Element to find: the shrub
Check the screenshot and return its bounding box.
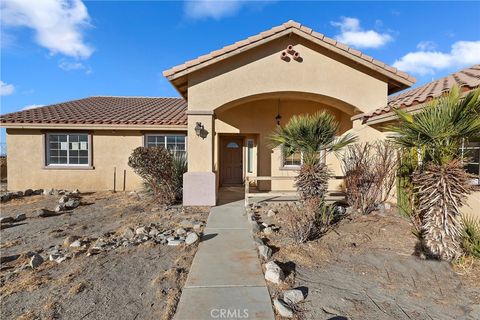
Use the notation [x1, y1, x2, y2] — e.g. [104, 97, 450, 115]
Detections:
[461, 215, 480, 258]
[128, 146, 176, 204]
[341, 141, 397, 214]
[283, 199, 338, 244]
[172, 153, 188, 201]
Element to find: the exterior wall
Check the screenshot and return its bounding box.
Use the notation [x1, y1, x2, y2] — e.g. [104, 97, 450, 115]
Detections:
[182, 33, 390, 205]
[463, 192, 480, 219]
[6, 129, 186, 192]
[215, 98, 364, 191]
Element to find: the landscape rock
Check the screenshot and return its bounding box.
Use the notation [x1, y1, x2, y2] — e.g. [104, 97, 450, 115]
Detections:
[70, 240, 82, 248]
[267, 209, 277, 217]
[65, 199, 80, 209]
[262, 222, 269, 228]
[0, 216, 14, 224]
[15, 213, 27, 222]
[1, 194, 11, 202]
[72, 189, 80, 195]
[122, 228, 135, 239]
[43, 188, 53, 196]
[135, 226, 148, 235]
[29, 253, 44, 269]
[263, 227, 273, 235]
[168, 239, 184, 246]
[55, 204, 66, 213]
[59, 195, 69, 204]
[283, 289, 305, 305]
[258, 245, 272, 261]
[185, 232, 199, 245]
[93, 240, 106, 249]
[36, 208, 58, 217]
[63, 235, 80, 247]
[49, 253, 67, 263]
[253, 236, 263, 246]
[193, 223, 203, 231]
[148, 228, 160, 236]
[264, 261, 284, 284]
[15, 191, 24, 197]
[24, 189, 34, 196]
[273, 299, 293, 318]
[176, 228, 187, 236]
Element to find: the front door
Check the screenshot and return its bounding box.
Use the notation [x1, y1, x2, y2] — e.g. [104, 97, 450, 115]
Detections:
[221, 137, 243, 185]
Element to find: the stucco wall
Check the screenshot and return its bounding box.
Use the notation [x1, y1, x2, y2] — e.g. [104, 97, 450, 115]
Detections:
[5, 129, 179, 191]
[214, 98, 366, 191]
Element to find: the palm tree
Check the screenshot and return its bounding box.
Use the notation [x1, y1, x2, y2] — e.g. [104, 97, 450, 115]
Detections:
[389, 86, 480, 260]
[270, 110, 357, 200]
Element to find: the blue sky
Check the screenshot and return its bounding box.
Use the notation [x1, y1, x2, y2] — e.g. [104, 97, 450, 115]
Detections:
[1, 1, 480, 142]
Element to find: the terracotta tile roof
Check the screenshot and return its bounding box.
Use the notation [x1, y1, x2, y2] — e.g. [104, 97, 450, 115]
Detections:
[0, 96, 187, 126]
[362, 65, 480, 122]
[163, 20, 416, 85]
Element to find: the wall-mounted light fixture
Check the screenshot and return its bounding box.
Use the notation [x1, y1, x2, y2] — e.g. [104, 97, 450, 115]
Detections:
[275, 99, 282, 125]
[194, 122, 208, 139]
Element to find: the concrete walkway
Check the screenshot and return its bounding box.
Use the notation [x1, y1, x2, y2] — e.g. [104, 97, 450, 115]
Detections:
[174, 200, 274, 320]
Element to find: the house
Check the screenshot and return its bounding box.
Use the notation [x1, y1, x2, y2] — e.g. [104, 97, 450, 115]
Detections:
[1, 20, 477, 210]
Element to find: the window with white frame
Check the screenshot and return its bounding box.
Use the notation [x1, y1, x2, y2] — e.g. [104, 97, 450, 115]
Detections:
[282, 147, 326, 168]
[461, 139, 480, 185]
[145, 134, 186, 156]
[46, 133, 90, 166]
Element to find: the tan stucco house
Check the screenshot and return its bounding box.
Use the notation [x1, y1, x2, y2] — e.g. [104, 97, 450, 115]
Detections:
[1, 20, 478, 212]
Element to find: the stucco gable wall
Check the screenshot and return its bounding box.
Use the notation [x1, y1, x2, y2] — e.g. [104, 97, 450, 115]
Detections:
[187, 34, 388, 114]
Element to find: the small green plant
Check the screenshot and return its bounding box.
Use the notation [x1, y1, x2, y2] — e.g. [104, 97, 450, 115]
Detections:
[172, 152, 188, 201]
[461, 215, 480, 258]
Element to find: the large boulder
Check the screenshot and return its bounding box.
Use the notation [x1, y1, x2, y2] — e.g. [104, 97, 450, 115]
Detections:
[283, 289, 305, 305]
[273, 299, 293, 318]
[264, 261, 285, 284]
[29, 253, 44, 269]
[258, 245, 272, 261]
[65, 199, 80, 209]
[0, 216, 14, 224]
[15, 213, 27, 222]
[36, 208, 58, 218]
[24, 189, 34, 196]
[185, 232, 199, 245]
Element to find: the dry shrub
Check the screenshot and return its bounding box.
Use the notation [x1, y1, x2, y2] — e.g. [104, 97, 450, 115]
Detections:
[128, 146, 176, 204]
[68, 282, 86, 295]
[283, 199, 337, 244]
[342, 141, 397, 214]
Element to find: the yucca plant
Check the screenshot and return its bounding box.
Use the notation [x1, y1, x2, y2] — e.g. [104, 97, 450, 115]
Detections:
[389, 86, 480, 261]
[461, 215, 480, 258]
[270, 111, 357, 200]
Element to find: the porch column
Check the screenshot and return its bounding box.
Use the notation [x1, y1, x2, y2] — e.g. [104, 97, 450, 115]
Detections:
[183, 111, 216, 206]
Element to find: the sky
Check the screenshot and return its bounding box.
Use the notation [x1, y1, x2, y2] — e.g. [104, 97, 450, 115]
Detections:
[1, 0, 480, 143]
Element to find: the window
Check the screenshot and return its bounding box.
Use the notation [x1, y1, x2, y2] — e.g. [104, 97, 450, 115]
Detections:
[247, 139, 254, 173]
[46, 133, 90, 166]
[145, 134, 186, 156]
[281, 148, 326, 168]
[461, 140, 480, 185]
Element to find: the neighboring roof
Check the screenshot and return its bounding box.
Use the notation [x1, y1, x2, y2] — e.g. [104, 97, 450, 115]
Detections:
[0, 96, 187, 127]
[163, 20, 415, 98]
[361, 64, 480, 123]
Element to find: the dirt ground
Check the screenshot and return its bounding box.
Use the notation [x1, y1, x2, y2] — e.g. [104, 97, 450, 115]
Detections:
[0, 192, 209, 320]
[256, 203, 480, 320]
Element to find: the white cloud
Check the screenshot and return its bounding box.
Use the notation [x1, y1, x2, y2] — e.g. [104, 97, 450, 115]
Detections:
[0, 81, 15, 96]
[184, 0, 243, 20]
[331, 17, 393, 49]
[416, 41, 436, 51]
[1, 0, 93, 59]
[58, 60, 92, 74]
[22, 104, 45, 111]
[393, 40, 480, 75]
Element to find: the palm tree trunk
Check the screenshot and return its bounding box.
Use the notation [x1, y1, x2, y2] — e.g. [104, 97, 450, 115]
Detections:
[414, 160, 473, 261]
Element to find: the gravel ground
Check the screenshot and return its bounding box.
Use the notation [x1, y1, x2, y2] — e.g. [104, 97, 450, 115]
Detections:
[255, 203, 480, 320]
[0, 192, 209, 320]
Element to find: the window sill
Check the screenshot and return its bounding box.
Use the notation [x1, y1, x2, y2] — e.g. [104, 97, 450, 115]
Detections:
[279, 166, 301, 171]
[43, 166, 94, 170]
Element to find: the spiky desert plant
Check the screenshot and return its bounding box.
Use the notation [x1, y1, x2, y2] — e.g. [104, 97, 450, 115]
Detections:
[461, 215, 480, 258]
[389, 86, 480, 260]
[270, 111, 357, 200]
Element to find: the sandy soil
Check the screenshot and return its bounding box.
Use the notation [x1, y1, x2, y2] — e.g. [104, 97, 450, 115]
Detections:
[0, 192, 209, 320]
[256, 203, 480, 320]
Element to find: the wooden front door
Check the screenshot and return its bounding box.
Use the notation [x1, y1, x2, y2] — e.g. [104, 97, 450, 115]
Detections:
[221, 137, 243, 185]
